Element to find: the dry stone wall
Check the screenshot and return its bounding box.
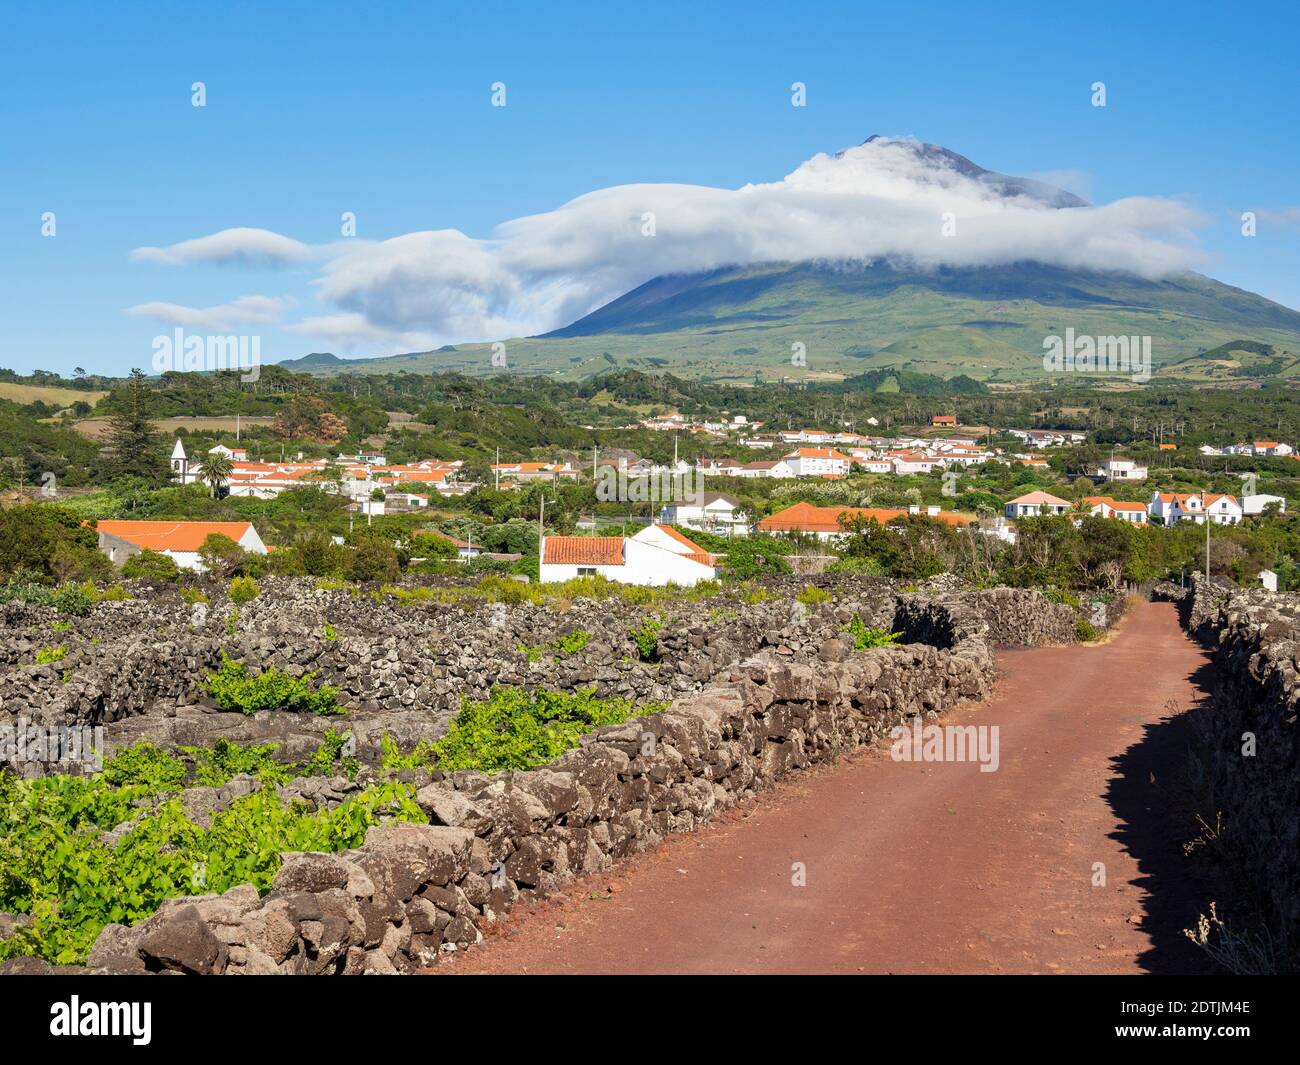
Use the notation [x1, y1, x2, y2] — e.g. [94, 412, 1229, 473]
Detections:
[6, 595, 997, 975]
[1167, 575, 1300, 952]
[0, 578, 1091, 974]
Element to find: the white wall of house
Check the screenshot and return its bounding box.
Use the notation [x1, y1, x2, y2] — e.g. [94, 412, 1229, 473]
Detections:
[540, 539, 714, 586]
[1243, 494, 1287, 516]
[784, 453, 848, 476]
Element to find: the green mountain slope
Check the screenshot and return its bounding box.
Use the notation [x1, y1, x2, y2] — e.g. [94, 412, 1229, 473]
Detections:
[278, 260, 1300, 385]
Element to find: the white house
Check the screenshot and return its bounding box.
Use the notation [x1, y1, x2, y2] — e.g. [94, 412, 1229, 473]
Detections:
[1149, 492, 1241, 525]
[735, 459, 795, 479]
[1203, 493, 1243, 525]
[1243, 494, 1287, 517]
[1251, 441, 1293, 457]
[782, 448, 852, 477]
[1149, 492, 1203, 524]
[1004, 491, 1071, 518]
[539, 525, 715, 586]
[658, 492, 750, 536]
[96, 520, 268, 572]
[1092, 458, 1148, 483]
[888, 451, 941, 475]
[1082, 496, 1148, 523]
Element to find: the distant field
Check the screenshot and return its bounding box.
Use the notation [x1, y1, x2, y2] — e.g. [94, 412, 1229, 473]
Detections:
[71, 415, 276, 440]
[0, 382, 107, 406]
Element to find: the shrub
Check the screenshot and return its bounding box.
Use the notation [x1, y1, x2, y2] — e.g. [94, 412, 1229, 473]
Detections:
[300, 729, 359, 779]
[227, 576, 260, 604]
[180, 738, 295, 787]
[346, 539, 401, 583]
[101, 741, 187, 790]
[720, 536, 792, 580]
[202, 653, 343, 716]
[630, 616, 662, 661]
[796, 585, 832, 606]
[431, 687, 662, 773]
[380, 734, 435, 771]
[846, 616, 903, 650]
[553, 628, 591, 657]
[826, 555, 887, 577]
[0, 765, 423, 964]
[323, 621, 337, 641]
[198, 534, 247, 578]
[1075, 618, 1098, 642]
[35, 646, 67, 665]
[51, 584, 94, 616]
[1044, 587, 1081, 609]
[121, 549, 180, 582]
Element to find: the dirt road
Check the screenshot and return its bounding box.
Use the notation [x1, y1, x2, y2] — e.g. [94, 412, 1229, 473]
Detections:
[440, 599, 1215, 975]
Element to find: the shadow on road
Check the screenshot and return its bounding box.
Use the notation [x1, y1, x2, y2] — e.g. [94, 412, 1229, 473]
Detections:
[1105, 656, 1218, 974]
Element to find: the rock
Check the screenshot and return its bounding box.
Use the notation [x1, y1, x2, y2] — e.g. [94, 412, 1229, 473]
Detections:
[272, 852, 352, 894]
[138, 904, 227, 975]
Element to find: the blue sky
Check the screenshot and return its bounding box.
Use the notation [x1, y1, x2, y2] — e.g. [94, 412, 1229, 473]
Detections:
[2, 0, 1297, 377]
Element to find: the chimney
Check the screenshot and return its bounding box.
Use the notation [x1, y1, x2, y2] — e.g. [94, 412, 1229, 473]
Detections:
[908, 504, 920, 514]
[928, 505, 940, 516]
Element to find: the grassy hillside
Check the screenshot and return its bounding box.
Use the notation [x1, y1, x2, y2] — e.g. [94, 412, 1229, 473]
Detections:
[0, 382, 107, 407]
[277, 262, 1300, 385]
[1162, 340, 1300, 382]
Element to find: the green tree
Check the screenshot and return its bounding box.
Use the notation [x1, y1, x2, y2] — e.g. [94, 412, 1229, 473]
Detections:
[198, 533, 247, 577]
[121, 549, 180, 582]
[195, 451, 234, 499]
[104, 370, 167, 482]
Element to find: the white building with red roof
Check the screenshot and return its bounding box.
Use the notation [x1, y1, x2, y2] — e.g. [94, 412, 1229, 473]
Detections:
[96, 520, 267, 571]
[1004, 491, 1071, 518]
[539, 525, 715, 586]
[782, 447, 851, 477]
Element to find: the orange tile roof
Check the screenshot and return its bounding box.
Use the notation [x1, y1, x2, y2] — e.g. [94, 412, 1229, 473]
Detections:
[542, 536, 625, 566]
[1007, 491, 1070, 506]
[785, 448, 850, 460]
[96, 520, 253, 552]
[649, 524, 712, 565]
[384, 469, 449, 482]
[757, 502, 969, 533]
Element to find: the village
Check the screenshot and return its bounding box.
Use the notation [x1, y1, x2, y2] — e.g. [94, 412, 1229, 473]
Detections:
[84, 413, 1289, 590]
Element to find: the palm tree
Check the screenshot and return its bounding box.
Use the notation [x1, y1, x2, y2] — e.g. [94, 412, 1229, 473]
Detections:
[196, 451, 233, 499]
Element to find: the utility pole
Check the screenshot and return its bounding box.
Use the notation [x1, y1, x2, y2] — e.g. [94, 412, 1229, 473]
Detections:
[494, 447, 500, 491]
[538, 495, 546, 562]
[1205, 510, 1211, 584]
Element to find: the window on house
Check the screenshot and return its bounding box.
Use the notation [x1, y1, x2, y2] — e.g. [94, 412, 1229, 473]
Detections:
[577, 567, 597, 577]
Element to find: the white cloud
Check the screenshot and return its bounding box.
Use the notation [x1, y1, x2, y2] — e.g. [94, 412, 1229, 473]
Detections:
[131, 227, 316, 266]
[124, 294, 288, 330]
[283, 313, 437, 353]
[130, 137, 1209, 348]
